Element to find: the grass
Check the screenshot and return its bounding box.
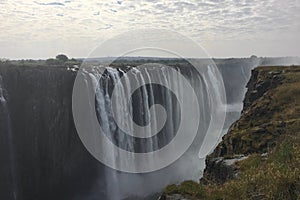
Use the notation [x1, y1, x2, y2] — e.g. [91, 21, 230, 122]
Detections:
[165, 133, 300, 200]
[164, 181, 206, 199]
[164, 66, 300, 199]
[217, 66, 300, 156]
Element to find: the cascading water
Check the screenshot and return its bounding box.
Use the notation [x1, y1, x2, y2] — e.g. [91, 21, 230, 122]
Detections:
[72, 62, 221, 200]
[95, 66, 182, 153]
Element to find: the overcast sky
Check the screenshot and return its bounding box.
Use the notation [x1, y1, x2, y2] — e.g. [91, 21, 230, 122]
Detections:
[0, 0, 299, 59]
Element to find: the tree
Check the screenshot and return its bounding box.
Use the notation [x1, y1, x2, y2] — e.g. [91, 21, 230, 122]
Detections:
[0, 58, 10, 62]
[0, 58, 11, 65]
[64, 60, 81, 68]
[56, 54, 68, 63]
[250, 55, 258, 59]
[46, 58, 61, 65]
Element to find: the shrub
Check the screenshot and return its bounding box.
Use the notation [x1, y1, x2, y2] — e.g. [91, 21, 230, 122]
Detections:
[56, 54, 68, 62]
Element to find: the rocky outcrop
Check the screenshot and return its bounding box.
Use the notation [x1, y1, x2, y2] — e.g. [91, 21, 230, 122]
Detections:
[202, 155, 247, 185]
[158, 194, 192, 200]
[243, 69, 284, 110]
[202, 66, 300, 184]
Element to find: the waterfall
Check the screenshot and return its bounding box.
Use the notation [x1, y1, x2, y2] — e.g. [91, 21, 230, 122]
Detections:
[0, 75, 17, 200]
[72, 63, 219, 199]
[97, 66, 180, 153]
[2, 57, 288, 199]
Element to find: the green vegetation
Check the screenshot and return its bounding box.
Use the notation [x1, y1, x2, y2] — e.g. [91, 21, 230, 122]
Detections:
[203, 135, 300, 200]
[0, 54, 81, 68]
[46, 54, 81, 67]
[46, 58, 62, 65]
[0, 58, 10, 63]
[164, 66, 300, 200]
[56, 54, 69, 63]
[165, 181, 206, 199]
[212, 66, 300, 156]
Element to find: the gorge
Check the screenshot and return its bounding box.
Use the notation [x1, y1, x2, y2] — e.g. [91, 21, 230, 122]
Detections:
[0, 57, 299, 200]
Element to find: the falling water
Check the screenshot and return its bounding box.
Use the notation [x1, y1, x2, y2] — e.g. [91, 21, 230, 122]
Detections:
[75, 64, 213, 199]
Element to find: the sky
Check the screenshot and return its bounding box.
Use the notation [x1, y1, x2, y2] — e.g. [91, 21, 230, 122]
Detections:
[0, 0, 300, 59]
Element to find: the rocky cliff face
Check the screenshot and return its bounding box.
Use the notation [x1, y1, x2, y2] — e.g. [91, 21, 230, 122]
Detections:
[0, 64, 103, 200]
[209, 66, 299, 158]
[164, 65, 300, 199]
[203, 66, 300, 185]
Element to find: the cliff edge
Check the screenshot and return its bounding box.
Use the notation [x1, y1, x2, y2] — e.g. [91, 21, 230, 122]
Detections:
[163, 66, 300, 200]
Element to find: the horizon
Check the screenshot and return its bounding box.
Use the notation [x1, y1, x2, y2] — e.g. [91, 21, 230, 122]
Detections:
[4, 55, 300, 61]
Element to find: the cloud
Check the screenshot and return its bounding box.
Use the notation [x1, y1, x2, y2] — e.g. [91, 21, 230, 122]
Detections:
[98, 24, 113, 30]
[34, 1, 65, 6]
[110, 9, 118, 13]
[0, 0, 299, 59]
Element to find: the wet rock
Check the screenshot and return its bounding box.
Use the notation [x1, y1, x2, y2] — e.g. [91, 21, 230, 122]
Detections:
[202, 155, 247, 184]
[158, 194, 192, 200]
[268, 71, 281, 75]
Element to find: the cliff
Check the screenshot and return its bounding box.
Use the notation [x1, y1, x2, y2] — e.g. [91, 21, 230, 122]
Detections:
[1, 60, 300, 200]
[0, 64, 103, 200]
[163, 65, 300, 199]
[0, 59, 257, 200]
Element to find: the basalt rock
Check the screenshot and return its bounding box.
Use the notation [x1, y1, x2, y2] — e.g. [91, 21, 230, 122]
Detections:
[202, 66, 300, 185]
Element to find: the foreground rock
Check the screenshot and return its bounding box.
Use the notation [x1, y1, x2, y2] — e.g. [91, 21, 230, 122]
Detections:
[202, 154, 247, 185]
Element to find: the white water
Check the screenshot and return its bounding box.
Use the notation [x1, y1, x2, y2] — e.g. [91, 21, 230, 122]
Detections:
[76, 64, 220, 200]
